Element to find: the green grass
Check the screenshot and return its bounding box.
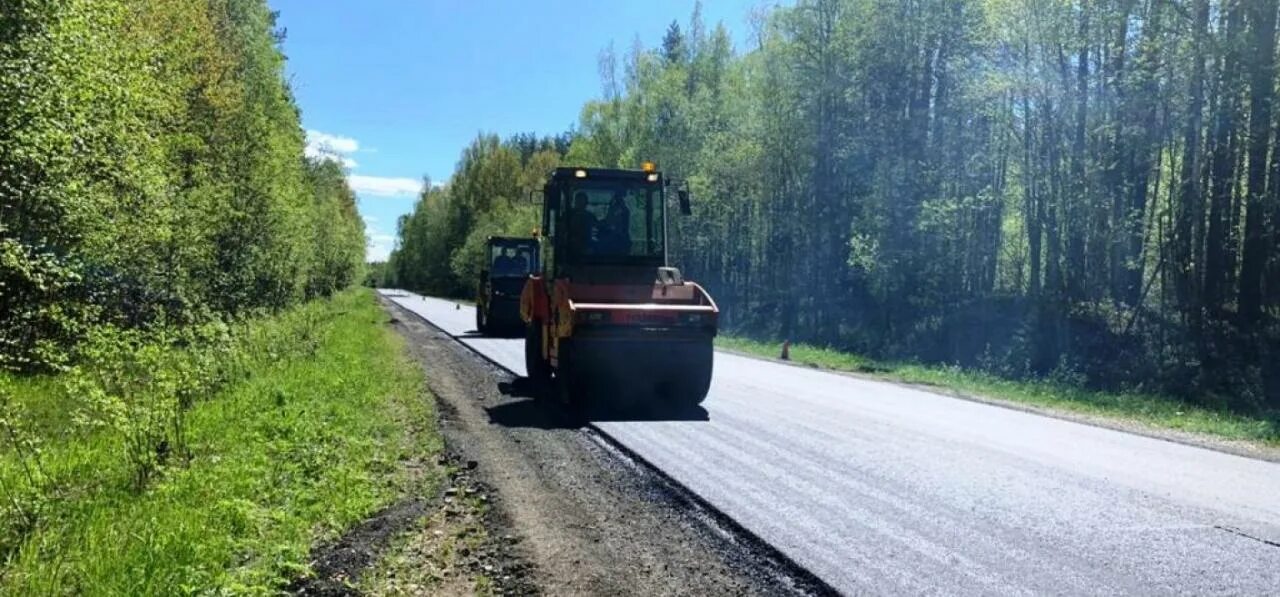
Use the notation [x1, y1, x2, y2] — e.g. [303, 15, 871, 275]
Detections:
[716, 336, 1280, 447]
[0, 288, 441, 594]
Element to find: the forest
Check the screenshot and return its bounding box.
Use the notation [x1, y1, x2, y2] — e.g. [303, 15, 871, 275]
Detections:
[1, 0, 366, 372]
[384, 0, 1280, 413]
[0, 1, 379, 590]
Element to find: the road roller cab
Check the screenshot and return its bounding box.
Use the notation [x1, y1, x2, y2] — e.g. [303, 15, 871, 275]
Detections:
[520, 164, 718, 409]
[476, 236, 539, 335]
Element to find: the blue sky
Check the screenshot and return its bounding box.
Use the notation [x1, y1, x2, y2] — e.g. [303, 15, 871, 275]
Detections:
[270, 0, 767, 261]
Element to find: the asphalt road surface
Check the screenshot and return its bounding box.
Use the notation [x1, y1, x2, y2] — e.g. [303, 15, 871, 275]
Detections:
[380, 290, 1280, 596]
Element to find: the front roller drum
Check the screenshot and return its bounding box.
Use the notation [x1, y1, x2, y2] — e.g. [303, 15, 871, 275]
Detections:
[568, 336, 714, 411]
[656, 341, 714, 408]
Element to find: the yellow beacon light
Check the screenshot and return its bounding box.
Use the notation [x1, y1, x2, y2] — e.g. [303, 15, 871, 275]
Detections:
[641, 161, 656, 173]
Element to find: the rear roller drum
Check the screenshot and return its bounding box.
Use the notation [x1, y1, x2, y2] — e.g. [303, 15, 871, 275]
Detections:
[555, 341, 593, 412]
[524, 324, 551, 384]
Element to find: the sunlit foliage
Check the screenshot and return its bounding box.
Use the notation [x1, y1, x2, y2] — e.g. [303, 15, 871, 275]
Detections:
[0, 0, 366, 371]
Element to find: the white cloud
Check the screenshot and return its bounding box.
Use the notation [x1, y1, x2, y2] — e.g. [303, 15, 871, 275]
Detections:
[362, 215, 379, 225]
[305, 130, 363, 171]
[306, 130, 359, 156]
[349, 175, 423, 197]
[366, 232, 397, 262]
[304, 129, 420, 199]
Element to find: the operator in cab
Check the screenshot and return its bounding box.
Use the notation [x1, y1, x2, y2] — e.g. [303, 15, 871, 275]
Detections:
[598, 191, 632, 255]
[491, 247, 524, 277]
[570, 191, 600, 255]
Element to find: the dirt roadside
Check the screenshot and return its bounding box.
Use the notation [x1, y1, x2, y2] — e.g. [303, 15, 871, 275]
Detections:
[379, 297, 829, 596]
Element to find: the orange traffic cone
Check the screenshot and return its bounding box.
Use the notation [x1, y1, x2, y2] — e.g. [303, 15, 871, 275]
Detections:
[780, 340, 791, 361]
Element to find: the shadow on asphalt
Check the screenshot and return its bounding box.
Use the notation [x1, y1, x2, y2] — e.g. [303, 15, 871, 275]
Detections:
[458, 329, 524, 339]
[487, 377, 710, 429]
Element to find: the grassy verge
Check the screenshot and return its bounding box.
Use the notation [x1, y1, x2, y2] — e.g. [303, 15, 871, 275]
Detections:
[0, 288, 441, 594]
[716, 336, 1280, 447]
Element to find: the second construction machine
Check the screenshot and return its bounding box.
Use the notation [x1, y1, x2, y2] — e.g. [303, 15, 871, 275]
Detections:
[520, 164, 718, 409]
[476, 235, 539, 335]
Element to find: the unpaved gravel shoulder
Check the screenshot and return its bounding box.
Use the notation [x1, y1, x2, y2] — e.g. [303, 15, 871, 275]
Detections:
[359, 452, 537, 596]
[382, 297, 821, 596]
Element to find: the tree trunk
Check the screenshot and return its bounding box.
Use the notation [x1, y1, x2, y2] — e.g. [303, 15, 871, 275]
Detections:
[1105, 3, 1132, 306]
[1238, 0, 1277, 323]
[1067, 7, 1089, 302]
[1120, 1, 1165, 307]
[1024, 93, 1042, 297]
[1173, 0, 1210, 319]
[1203, 1, 1243, 316]
[1044, 100, 1064, 299]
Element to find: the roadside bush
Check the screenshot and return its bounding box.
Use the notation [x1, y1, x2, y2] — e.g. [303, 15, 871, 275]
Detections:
[61, 323, 240, 490]
[0, 233, 90, 372]
[0, 322, 242, 559]
[0, 290, 436, 594]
